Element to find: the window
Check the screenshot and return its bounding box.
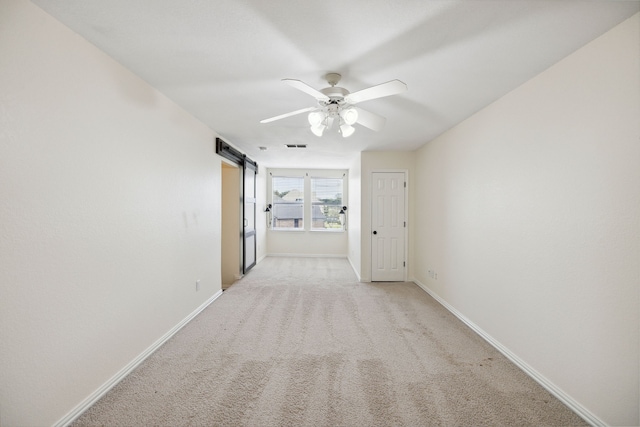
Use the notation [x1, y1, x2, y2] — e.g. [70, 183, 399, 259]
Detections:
[269, 170, 347, 232]
[272, 176, 304, 230]
[311, 177, 343, 231]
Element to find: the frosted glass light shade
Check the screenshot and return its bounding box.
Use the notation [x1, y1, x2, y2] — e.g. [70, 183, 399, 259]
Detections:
[340, 123, 355, 137]
[310, 124, 326, 137]
[340, 107, 358, 125]
[308, 111, 325, 126]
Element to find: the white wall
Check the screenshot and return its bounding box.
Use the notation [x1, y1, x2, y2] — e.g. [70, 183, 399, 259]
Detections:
[347, 153, 362, 279]
[0, 1, 223, 425]
[411, 13, 639, 426]
[266, 168, 348, 257]
[359, 152, 415, 281]
[256, 166, 268, 263]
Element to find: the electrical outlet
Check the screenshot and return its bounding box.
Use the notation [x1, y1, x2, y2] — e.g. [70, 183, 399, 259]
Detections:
[196, 280, 200, 291]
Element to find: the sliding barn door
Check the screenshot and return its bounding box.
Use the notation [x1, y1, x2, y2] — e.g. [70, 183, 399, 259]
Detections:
[243, 159, 257, 273]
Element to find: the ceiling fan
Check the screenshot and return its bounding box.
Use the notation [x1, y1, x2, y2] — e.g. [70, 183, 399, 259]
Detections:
[260, 73, 407, 138]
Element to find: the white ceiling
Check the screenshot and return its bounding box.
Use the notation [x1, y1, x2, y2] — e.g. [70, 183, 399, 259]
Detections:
[32, 0, 639, 169]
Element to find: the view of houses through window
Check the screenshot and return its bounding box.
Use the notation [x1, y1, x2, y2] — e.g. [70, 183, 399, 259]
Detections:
[271, 174, 344, 231]
[311, 177, 343, 230]
[272, 176, 304, 229]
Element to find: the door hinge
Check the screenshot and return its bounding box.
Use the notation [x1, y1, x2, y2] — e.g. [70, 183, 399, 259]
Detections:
[403, 261, 406, 267]
[404, 221, 406, 227]
[404, 181, 407, 188]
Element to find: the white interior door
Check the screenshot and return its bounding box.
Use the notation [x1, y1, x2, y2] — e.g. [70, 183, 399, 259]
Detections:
[371, 172, 406, 281]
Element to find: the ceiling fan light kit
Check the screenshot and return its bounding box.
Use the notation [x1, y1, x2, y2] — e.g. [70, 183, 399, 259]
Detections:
[261, 73, 407, 138]
[340, 107, 359, 125]
[340, 123, 355, 138]
[307, 111, 324, 127]
[310, 123, 326, 137]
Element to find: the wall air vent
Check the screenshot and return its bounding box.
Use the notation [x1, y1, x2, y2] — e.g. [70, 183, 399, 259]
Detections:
[285, 144, 307, 148]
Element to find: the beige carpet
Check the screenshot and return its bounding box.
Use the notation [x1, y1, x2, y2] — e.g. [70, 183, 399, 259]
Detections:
[73, 257, 586, 426]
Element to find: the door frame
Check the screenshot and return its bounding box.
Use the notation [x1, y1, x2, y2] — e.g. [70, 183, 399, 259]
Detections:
[370, 169, 408, 282]
[216, 138, 258, 275]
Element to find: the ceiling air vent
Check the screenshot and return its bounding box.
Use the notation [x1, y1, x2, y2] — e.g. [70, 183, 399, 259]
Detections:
[285, 144, 307, 148]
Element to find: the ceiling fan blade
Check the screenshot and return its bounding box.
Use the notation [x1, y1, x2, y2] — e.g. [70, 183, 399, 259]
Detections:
[283, 79, 330, 102]
[345, 79, 407, 105]
[354, 107, 386, 132]
[260, 106, 317, 124]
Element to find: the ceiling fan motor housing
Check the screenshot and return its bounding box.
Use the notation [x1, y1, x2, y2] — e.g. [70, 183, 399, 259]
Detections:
[320, 86, 349, 103]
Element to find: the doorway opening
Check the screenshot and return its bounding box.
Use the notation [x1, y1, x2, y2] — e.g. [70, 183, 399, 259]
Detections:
[217, 138, 258, 289]
[221, 161, 241, 289]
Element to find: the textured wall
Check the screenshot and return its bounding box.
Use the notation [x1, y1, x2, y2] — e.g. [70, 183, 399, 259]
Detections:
[412, 13, 639, 426]
[0, 1, 222, 425]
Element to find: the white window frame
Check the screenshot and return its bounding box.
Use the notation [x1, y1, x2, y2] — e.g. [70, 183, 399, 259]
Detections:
[310, 176, 344, 232]
[267, 169, 347, 233]
[271, 175, 305, 231]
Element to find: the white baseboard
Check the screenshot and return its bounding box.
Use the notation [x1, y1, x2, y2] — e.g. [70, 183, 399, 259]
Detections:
[411, 278, 604, 427]
[54, 289, 224, 427]
[267, 253, 348, 258]
[347, 256, 361, 282]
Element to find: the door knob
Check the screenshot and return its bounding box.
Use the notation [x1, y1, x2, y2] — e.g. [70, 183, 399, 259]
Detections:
[373, 231, 377, 235]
